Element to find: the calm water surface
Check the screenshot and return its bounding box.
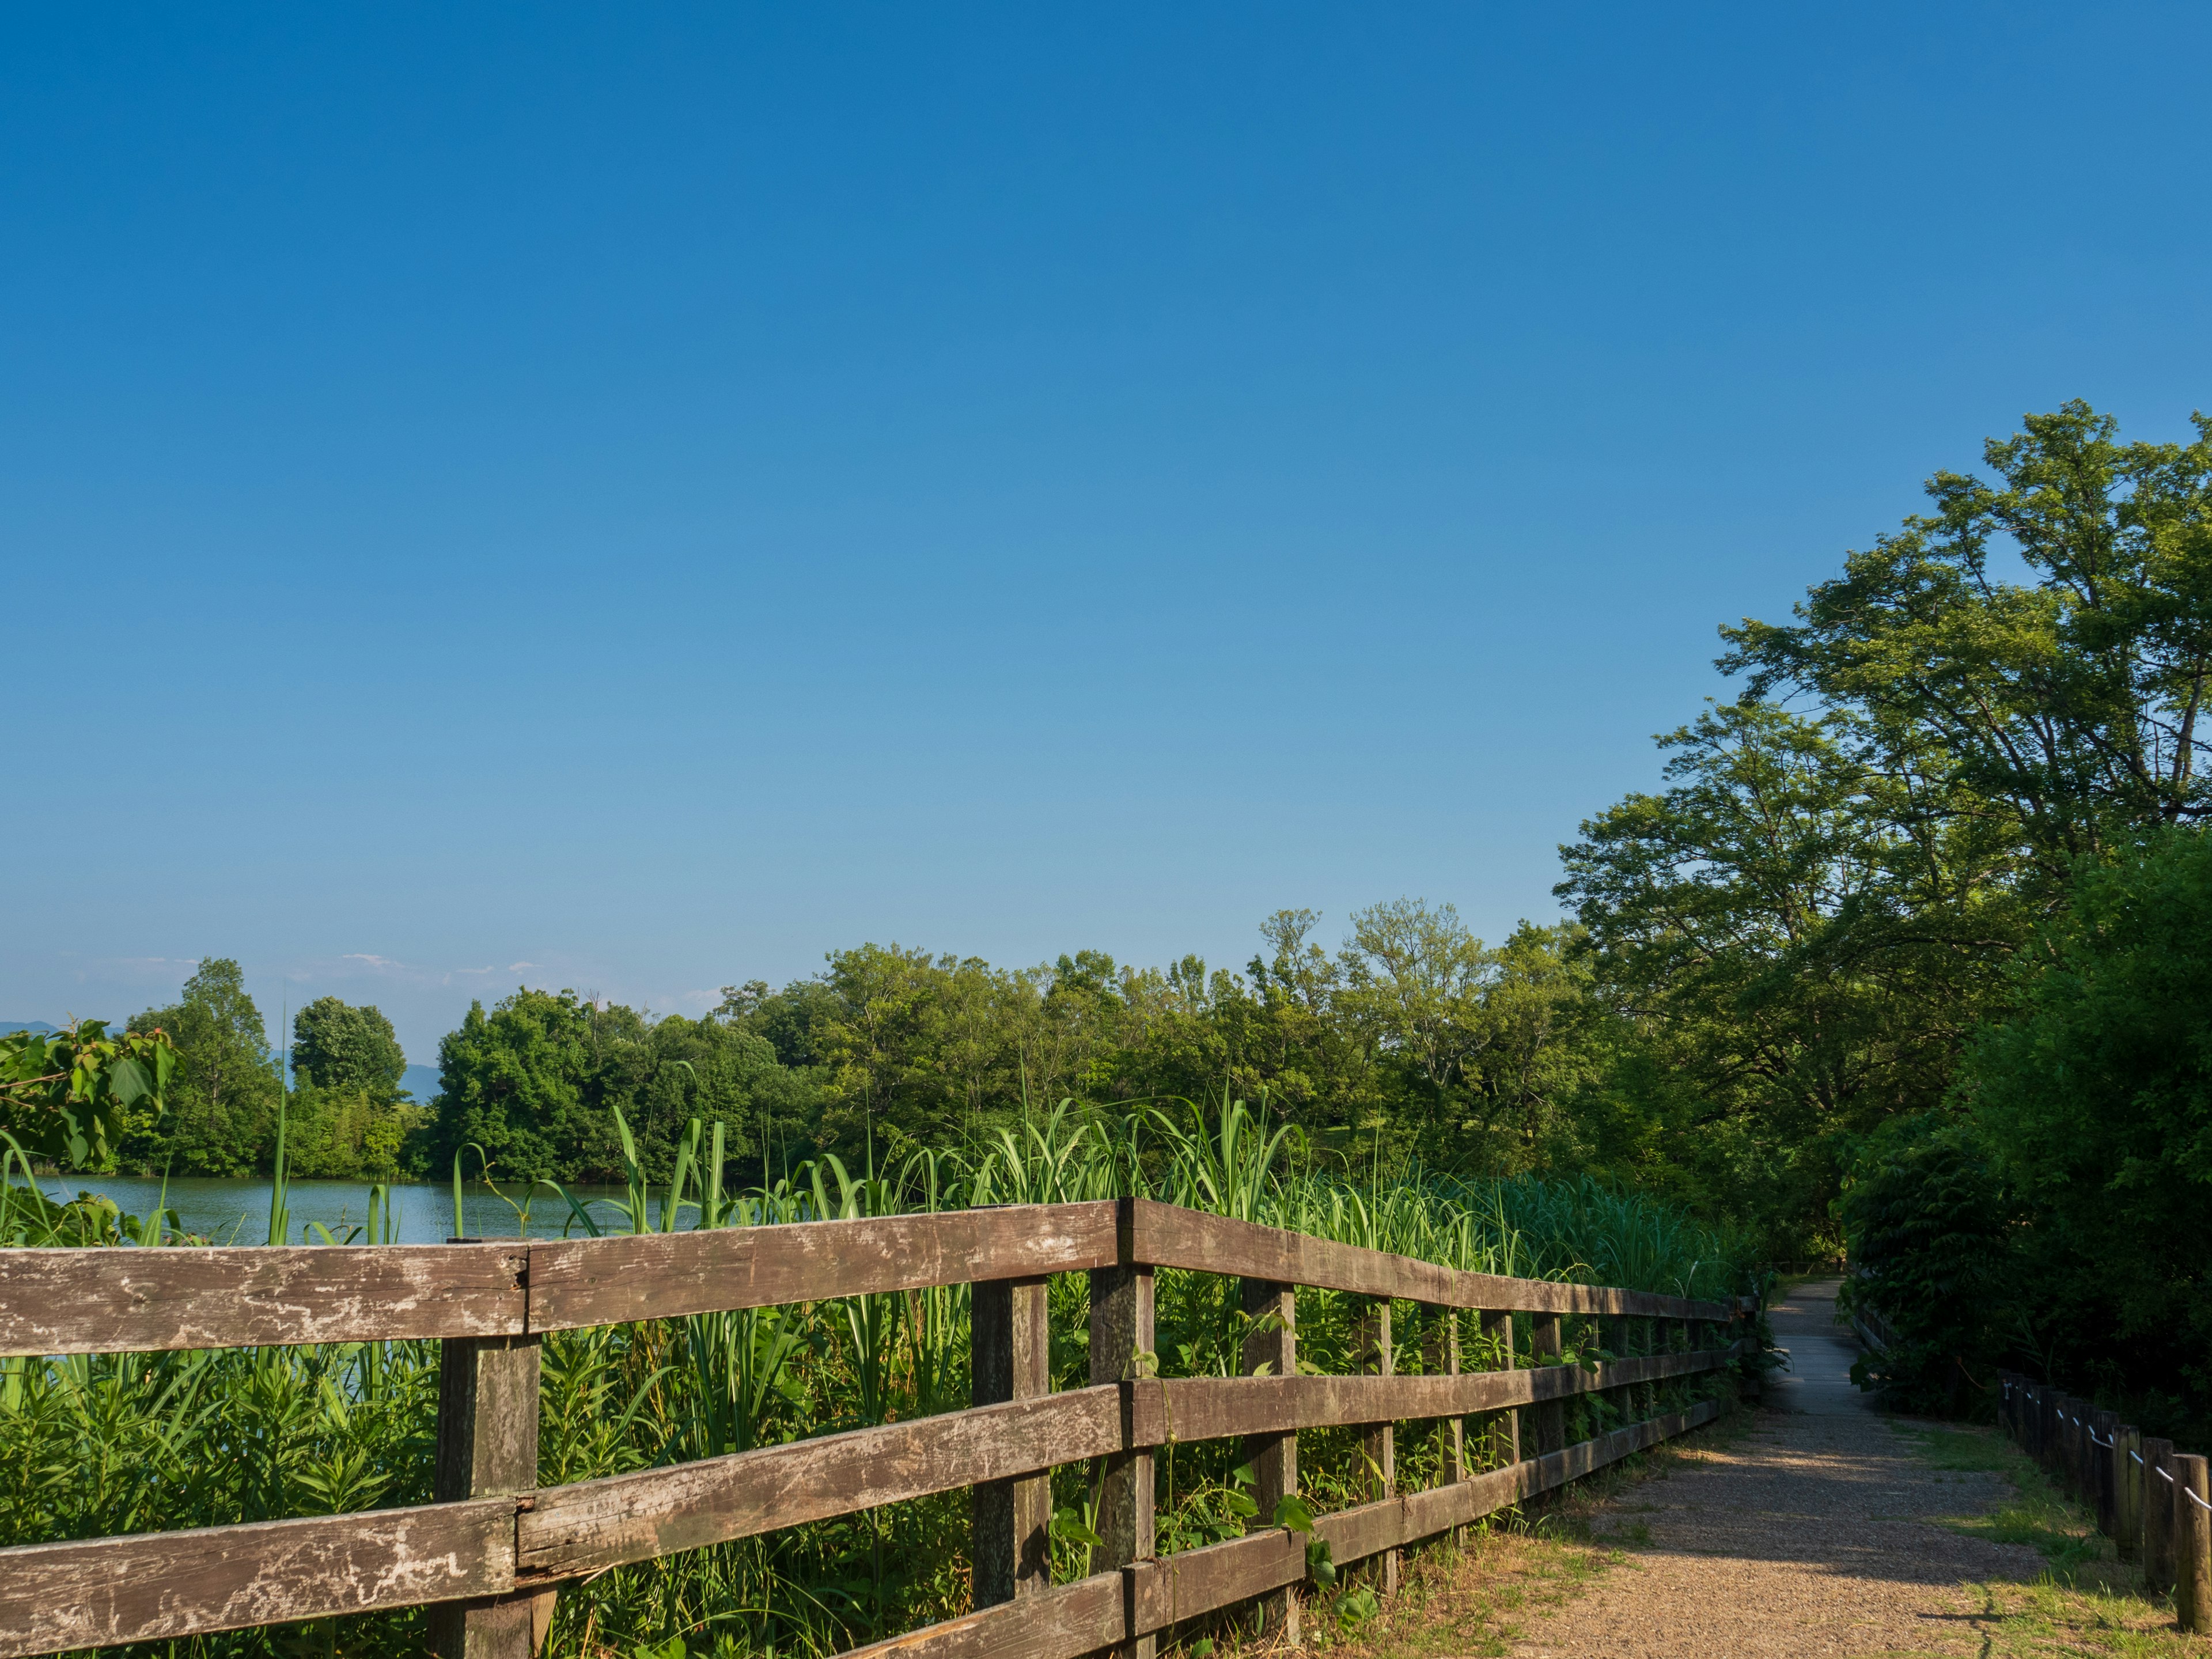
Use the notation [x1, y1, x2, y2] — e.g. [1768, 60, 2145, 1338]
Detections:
[24, 1175, 668, 1243]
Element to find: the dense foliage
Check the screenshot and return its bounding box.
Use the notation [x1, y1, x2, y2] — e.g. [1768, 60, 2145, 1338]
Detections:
[1952, 829, 2212, 1435]
[0, 1019, 176, 1171]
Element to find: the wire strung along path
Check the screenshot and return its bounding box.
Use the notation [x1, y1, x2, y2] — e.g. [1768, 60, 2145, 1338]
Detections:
[1513, 1280, 2044, 1658]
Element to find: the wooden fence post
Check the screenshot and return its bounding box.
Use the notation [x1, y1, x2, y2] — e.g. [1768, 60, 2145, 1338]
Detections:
[1479, 1310, 1520, 1474]
[429, 1332, 548, 1658]
[1737, 1296, 1761, 1404]
[1640, 1316, 1658, 1421]
[1531, 1313, 1566, 1460]
[1592, 1314, 1613, 1429]
[972, 1275, 1051, 1606]
[1093, 1234, 1155, 1659]
[2093, 1410, 2119, 1540]
[1422, 1306, 1466, 1543]
[2175, 1453, 2210, 1635]
[1355, 1298, 1398, 1597]
[2115, 1425, 2142, 1561]
[2054, 1394, 2078, 1497]
[2143, 1437, 2177, 1597]
[1241, 1277, 1299, 1645]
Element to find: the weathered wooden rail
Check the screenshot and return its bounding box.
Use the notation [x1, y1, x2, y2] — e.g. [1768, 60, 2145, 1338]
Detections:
[0, 1198, 1750, 1658]
[1998, 1372, 2212, 1631]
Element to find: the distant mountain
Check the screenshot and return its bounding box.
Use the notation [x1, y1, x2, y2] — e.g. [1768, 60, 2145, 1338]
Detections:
[402, 1063, 441, 1102]
[0, 1021, 58, 1037]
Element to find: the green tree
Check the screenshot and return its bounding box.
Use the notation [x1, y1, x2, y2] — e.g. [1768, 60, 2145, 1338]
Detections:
[127, 959, 281, 1176]
[433, 987, 820, 1186]
[284, 997, 419, 1179]
[291, 997, 407, 1099]
[1560, 657, 2026, 1250]
[1725, 400, 2212, 884]
[431, 989, 600, 1181]
[1963, 827, 2212, 1429]
[1838, 1113, 2016, 1415]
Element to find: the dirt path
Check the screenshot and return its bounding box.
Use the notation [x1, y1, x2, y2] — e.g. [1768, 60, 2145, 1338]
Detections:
[1509, 1279, 2042, 1658]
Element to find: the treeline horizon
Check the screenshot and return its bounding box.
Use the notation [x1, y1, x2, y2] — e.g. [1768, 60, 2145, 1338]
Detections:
[32, 400, 2212, 1441]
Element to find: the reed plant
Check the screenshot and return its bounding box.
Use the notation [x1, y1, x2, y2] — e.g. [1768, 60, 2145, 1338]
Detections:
[0, 1097, 1751, 1659]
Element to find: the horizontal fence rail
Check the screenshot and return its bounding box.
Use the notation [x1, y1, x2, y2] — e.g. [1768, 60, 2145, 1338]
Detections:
[0, 1199, 1729, 1358]
[0, 1197, 1752, 1658]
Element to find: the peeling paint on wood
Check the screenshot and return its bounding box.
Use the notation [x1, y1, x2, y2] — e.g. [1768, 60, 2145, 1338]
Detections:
[0, 1245, 528, 1357]
[0, 1498, 514, 1658]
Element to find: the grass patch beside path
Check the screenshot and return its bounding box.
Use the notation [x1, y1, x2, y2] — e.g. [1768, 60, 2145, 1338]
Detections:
[1899, 1423, 2112, 1577]
[1893, 1421, 2211, 1656]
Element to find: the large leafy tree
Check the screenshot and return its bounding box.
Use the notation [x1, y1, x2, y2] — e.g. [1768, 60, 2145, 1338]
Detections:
[1725, 401, 2212, 880]
[1559, 403, 2212, 1255]
[432, 987, 816, 1185]
[291, 997, 407, 1099]
[128, 959, 281, 1176]
[1558, 700, 2009, 1251]
[1963, 828, 2212, 1424]
[285, 997, 419, 1180]
[431, 989, 601, 1181]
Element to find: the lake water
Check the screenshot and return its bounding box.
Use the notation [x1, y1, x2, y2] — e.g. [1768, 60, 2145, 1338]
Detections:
[18, 1174, 667, 1244]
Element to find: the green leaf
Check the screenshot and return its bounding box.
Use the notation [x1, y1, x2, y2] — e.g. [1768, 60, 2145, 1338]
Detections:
[1052, 1506, 1104, 1549]
[1273, 1494, 1316, 1534]
[105, 1056, 152, 1107]
[1305, 1536, 1336, 1586]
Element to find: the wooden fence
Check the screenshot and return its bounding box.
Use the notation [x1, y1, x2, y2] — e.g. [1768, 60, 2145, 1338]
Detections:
[0, 1198, 1751, 1659]
[1998, 1372, 2212, 1631]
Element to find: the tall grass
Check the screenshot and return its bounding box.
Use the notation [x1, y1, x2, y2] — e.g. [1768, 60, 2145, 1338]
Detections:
[0, 1099, 1750, 1659]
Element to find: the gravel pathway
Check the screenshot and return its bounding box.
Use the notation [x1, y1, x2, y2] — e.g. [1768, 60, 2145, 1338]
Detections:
[1511, 1279, 2043, 1658]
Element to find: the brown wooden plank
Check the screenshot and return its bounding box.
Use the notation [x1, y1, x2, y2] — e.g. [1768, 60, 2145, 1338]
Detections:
[834, 1572, 1124, 1659]
[0, 1497, 514, 1658]
[527, 1203, 1118, 1331]
[0, 1244, 528, 1356]
[1402, 1463, 1526, 1537]
[1123, 1202, 1728, 1320]
[518, 1386, 1123, 1577]
[1354, 1298, 1400, 1596]
[1129, 1202, 1467, 1305]
[1127, 1529, 1304, 1636]
[1319, 1493, 1406, 1568]
[1091, 1258, 1157, 1659]
[1144, 1347, 1735, 1444]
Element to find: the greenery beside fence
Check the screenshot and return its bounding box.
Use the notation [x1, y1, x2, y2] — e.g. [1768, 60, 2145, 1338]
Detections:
[0, 1096, 1747, 1659]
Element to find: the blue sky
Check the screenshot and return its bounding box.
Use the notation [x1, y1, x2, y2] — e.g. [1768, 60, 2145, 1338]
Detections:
[8, 3, 2211, 1062]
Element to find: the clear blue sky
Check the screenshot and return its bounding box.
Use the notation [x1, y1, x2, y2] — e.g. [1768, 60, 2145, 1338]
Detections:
[8, 4, 2210, 1062]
